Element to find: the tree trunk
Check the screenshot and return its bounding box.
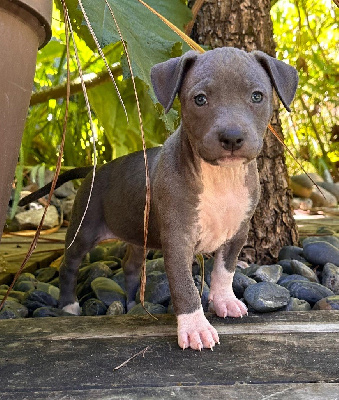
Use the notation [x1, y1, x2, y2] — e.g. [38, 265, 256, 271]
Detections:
[189, 0, 299, 264]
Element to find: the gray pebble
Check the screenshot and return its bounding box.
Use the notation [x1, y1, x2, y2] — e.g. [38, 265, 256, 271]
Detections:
[36, 282, 60, 300]
[167, 303, 174, 314]
[77, 264, 92, 283]
[79, 292, 95, 306]
[278, 246, 304, 261]
[77, 262, 114, 299]
[317, 182, 339, 201]
[303, 236, 339, 249]
[282, 280, 334, 306]
[89, 246, 107, 262]
[254, 264, 283, 283]
[202, 257, 214, 287]
[35, 267, 58, 283]
[277, 260, 294, 274]
[192, 257, 214, 286]
[313, 295, 339, 310]
[106, 301, 125, 315]
[82, 298, 107, 316]
[14, 280, 36, 292]
[79, 262, 113, 284]
[243, 282, 290, 312]
[277, 274, 309, 286]
[0, 289, 25, 303]
[303, 242, 339, 266]
[0, 300, 28, 319]
[104, 259, 120, 270]
[322, 263, 339, 294]
[105, 241, 127, 259]
[16, 273, 37, 283]
[146, 258, 165, 274]
[310, 186, 337, 207]
[23, 290, 58, 314]
[152, 250, 163, 259]
[283, 297, 311, 311]
[91, 277, 126, 307]
[112, 269, 125, 291]
[240, 264, 261, 279]
[232, 271, 256, 298]
[290, 260, 319, 282]
[136, 271, 171, 307]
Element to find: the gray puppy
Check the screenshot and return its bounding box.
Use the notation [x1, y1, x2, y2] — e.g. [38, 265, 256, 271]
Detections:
[20, 47, 298, 350]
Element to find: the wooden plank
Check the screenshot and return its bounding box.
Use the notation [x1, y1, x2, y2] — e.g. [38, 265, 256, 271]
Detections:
[1, 334, 338, 390]
[0, 312, 338, 396]
[0, 229, 65, 277]
[0, 312, 339, 342]
[295, 215, 339, 236]
[1, 383, 339, 400]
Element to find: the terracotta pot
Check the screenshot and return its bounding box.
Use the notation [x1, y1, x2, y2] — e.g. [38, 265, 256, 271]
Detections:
[0, 0, 52, 235]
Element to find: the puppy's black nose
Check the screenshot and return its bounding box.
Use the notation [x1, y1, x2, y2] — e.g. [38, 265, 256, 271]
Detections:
[219, 129, 244, 151]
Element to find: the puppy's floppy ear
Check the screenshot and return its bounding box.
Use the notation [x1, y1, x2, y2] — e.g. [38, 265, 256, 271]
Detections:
[252, 51, 299, 112]
[151, 50, 198, 113]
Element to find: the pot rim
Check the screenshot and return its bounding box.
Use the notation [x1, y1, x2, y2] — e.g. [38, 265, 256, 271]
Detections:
[2, 0, 52, 49]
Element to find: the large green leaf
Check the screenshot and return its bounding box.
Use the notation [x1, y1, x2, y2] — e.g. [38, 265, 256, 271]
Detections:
[88, 78, 170, 158]
[68, 0, 191, 93]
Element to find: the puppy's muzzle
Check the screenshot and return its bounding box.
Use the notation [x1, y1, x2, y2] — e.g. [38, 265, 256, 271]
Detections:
[219, 129, 245, 152]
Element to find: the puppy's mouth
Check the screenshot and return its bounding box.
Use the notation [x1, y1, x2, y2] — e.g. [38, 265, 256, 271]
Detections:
[216, 156, 248, 166]
[202, 154, 248, 166]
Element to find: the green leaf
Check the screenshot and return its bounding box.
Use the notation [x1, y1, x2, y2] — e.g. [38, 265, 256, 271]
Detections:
[70, 0, 191, 93]
[36, 39, 65, 63]
[88, 77, 170, 158]
[55, 0, 96, 50]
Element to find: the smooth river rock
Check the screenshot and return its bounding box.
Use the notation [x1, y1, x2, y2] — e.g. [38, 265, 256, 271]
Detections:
[243, 282, 290, 312]
[303, 242, 339, 266]
[322, 263, 339, 294]
[282, 280, 334, 306]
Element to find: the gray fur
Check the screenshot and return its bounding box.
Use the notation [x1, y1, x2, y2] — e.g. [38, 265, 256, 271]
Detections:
[23, 47, 298, 349]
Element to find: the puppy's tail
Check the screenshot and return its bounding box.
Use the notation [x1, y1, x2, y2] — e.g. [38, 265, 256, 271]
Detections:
[18, 166, 94, 207]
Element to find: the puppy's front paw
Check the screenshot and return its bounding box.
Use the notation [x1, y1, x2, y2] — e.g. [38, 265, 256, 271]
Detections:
[209, 294, 247, 318]
[177, 307, 219, 351]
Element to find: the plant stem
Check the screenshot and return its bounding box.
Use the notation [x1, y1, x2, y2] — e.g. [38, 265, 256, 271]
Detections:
[30, 65, 122, 106]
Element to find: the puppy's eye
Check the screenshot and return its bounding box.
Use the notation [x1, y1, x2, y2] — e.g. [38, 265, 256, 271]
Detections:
[194, 94, 207, 106]
[251, 91, 263, 103]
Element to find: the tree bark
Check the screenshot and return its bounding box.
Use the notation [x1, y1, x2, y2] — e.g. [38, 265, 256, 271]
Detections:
[190, 0, 299, 264]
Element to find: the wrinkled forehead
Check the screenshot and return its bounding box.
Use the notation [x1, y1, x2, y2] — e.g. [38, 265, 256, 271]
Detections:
[182, 48, 271, 92]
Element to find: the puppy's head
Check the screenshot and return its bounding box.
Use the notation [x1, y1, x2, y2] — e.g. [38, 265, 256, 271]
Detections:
[151, 47, 298, 165]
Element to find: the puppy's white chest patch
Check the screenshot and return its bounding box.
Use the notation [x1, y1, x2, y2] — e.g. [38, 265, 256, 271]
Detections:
[197, 161, 251, 253]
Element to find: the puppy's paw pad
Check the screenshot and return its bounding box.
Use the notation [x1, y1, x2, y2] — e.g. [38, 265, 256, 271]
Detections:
[177, 308, 219, 351]
[62, 302, 81, 315]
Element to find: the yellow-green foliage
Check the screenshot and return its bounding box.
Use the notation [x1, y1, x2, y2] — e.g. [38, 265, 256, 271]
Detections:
[22, 0, 338, 182]
[271, 0, 338, 180]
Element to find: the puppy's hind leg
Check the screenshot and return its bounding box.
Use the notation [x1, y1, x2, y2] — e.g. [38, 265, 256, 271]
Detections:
[59, 228, 103, 314]
[122, 244, 145, 310]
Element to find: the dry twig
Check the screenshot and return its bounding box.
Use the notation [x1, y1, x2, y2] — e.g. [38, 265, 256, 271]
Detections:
[113, 346, 150, 371]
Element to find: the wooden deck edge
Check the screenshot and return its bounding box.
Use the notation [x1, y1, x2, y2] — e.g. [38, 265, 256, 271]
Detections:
[1, 382, 339, 400]
[0, 311, 338, 341]
[47, 320, 339, 341]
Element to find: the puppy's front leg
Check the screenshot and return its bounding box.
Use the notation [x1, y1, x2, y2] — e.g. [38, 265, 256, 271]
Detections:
[209, 226, 249, 318]
[162, 244, 219, 350]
